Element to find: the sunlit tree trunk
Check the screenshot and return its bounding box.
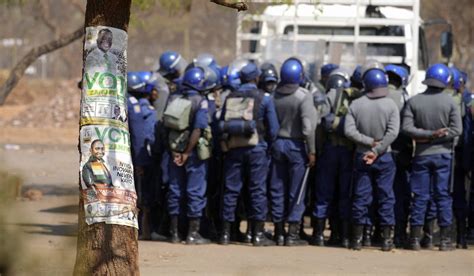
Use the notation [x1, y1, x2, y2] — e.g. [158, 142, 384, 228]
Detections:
[73, 1, 139, 275]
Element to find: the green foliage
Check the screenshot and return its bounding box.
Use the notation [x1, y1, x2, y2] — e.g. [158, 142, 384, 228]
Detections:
[0, 0, 26, 7]
[132, 0, 193, 13]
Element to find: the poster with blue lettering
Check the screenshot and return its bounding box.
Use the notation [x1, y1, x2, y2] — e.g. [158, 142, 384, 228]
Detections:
[80, 26, 137, 228]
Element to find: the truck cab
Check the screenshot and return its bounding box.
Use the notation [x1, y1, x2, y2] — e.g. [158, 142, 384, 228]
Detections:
[236, 0, 431, 95]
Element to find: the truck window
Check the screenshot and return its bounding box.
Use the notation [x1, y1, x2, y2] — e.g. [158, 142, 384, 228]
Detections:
[283, 25, 405, 57]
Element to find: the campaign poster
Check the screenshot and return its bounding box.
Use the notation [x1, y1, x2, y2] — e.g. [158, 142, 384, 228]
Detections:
[80, 26, 137, 228]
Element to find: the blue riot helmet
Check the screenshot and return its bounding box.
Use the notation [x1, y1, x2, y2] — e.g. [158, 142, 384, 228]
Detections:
[351, 65, 363, 89]
[449, 66, 462, 91]
[127, 71, 152, 94]
[137, 71, 153, 84]
[182, 67, 206, 91]
[280, 57, 304, 85]
[422, 63, 451, 89]
[226, 58, 249, 89]
[220, 65, 229, 86]
[385, 64, 406, 88]
[194, 53, 217, 68]
[260, 65, 278, 83]
[187, 61, 221, 91]
[259, 62, 279, 93]
[398, 66, 409, 87]
[321, 63, 339, 79]
[363, 68, 388, 92]
[361, 59, 385, 78]
[157, 50, 186, 79]
[201, 65, 220, 91]
[326, 68, 351, 92]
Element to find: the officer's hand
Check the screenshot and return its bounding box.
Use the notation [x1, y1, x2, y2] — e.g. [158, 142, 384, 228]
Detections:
[172, 152, 183, 166]
[371, 140, 380, 148]
[432, 128, 449, 138]
[363, 151, 377, 165]
[308, 153, 316, 168]
[180, 152, 190, 166]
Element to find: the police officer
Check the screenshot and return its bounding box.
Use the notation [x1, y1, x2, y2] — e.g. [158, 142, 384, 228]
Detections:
[127, 71, 158, 240]
[385, 64, 412, 248]
[462, 72, 474, 241]
[402, 63, 463, 251]
[311, 68, 361, 248]
[270, 57, 317, 246]
[350, 65, 364, 92]
[317, 63, 339, 92]
[344, 67, 400, 251]
[219, 62, 279, 246]
[163, 66, 210, 245]
[258, 62, 279, 94]
[449, 67, 469, 249]
[154, 51, 187, 120]
[192, 61, 224, 239]
[357, 60, 388, 247]
[419, 67, 465, 249]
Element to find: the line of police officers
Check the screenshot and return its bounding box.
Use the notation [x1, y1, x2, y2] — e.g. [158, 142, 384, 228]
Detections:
[126, 51, 474, 251]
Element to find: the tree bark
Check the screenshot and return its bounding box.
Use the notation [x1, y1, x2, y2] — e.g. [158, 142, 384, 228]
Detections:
[0, 26, 84, 105]
[210, 0, 248, 11]
[73, 1, 138, 275]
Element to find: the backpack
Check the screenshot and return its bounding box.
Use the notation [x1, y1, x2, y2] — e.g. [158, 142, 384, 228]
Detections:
[222, 89, 264, 149]
[163, 96, 192, 131]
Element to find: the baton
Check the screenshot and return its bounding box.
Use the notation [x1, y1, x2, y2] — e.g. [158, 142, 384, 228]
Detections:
[449, 137, 458, 194]
[297, 166, 311, 205]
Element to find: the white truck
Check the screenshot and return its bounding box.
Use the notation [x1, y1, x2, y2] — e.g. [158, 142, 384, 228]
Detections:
[236, 0, 453, 96]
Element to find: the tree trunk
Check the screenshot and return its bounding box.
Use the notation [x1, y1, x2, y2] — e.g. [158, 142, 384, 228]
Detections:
[73, 1, 138, 275]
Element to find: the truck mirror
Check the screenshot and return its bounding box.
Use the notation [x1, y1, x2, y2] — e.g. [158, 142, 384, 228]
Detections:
[440, 31, 453, 59]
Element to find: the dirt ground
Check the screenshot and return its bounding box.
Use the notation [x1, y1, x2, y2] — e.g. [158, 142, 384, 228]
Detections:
[0, 141, 473, 276]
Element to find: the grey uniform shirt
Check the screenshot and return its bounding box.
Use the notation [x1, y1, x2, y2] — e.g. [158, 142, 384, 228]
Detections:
[344, 94, 400, 155]
[402, 88, 462, 156]
[273, 84, 318, 154]
[151, 72, 170, 122]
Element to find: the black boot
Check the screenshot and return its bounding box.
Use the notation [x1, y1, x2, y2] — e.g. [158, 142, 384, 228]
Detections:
[351, 224, 364, 250]
[243, 220, 253, 244]
[456, 218, 468, 249]
[285, 222, 309, 246]
[409, 226, 422, 251]
[186, 218, 210, 245]
[468, 213, 474, 240]
[394, 222, 407, 248]
[326, 218, 341, 246]
[439, 226, 454, 251]
[420, 219, 434, 249]
[273, 222, 285, 246]
[252, 221, 275, 246]
[341, 221, 350, 248]
[381, 226, 394, 252]
[310, 218, 325, 246]
[219, 221, 231, 245]
[169, 216, 180, 244]
[372, 224, 382, 245]
[362, 225, 372, 247]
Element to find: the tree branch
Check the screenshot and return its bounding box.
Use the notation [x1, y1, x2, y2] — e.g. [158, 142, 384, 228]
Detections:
[0, 26, 85, 105]
[34, 0, 59, 36]
[210, 0, 248, 11]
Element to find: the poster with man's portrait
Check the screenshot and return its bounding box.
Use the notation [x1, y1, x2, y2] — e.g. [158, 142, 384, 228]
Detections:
[79, 124, 137, 228]
[84, 27, 126, 76]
